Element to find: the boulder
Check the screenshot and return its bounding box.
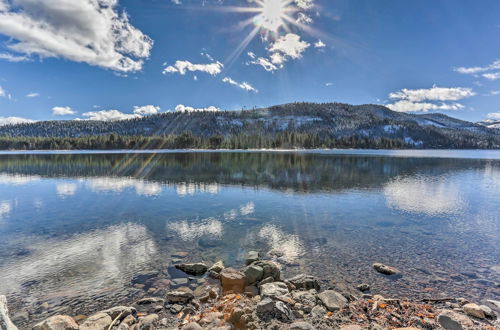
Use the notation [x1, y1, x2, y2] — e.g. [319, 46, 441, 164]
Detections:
[166, 291, 194, 304]
[437, 310, 474, 330]
[317, 290, 347, 312]
[175, 263, 208, 276]
[287, 274, 320, 291]
[260, 282, 289, 298]
[245, 251, 260, 265]
[79, 313, 112, 330]
[260, 261, 281, 281]
[33, 315, 79, 330]
[373, 263, 400, 275]
[463, 303, 485, 319]
[220, 268, 247, 293]
[244, 264, 264, 284]
[0, 295, 18, 330]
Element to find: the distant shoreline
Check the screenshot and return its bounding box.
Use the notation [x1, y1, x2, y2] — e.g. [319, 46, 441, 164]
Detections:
[0, 148, 499, 160]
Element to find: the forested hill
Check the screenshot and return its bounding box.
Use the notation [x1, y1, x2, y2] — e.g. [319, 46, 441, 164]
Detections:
[1, 102, 499, 149]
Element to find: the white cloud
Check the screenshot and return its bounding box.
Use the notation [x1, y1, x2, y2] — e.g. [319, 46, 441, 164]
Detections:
[294, 0, 314, 10]
[222, 77, 258, 93]
[133, 105, 160, 116]
[0, 116, 35, 126]
[171, 0, 182, 4]
[454, 60, 500, 75]
[163, 60, 223, 76]
[0, 0, 153, 72]
[52, 106, 76, 116]
[483, 72, 500, 80]
[0, 52, 29, 62]
[26, 92, 39, 98]
[82, 109, 139, 121]
[175, 104, 220, 112]
[487, 111, 500, 120]
[314, 40, 326, 48]
[386, 100, 464, 113]
[249, 57, 278, 71]
[296, 12, 313, 25]
[388, 86, 476, 102]
[325, 82, 333, 87]
[247, 51, 256, 59]
[269, 33, 310, 60]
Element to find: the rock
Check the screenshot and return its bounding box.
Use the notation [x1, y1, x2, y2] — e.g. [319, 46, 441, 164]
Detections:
[137, 314, 158, 330]
[310, 305, 326, 318]
[166, 291, 194, 304]
[0, 295, 18, 330]
[479, 305, 495, 317]
[171, 278, 189, 286]
[171, 251, 189, 258]
[290, 321, 316, 330]
[170, 304, 183, 313]
[260, 282, 289, 298]
[244, 264, 264, 283]
[373, 263, 400, 275]
[100, 306, 136, 320]
[255, 298, 294, 321]
[463, 303, 485, 319]
[317, 290, 347, 312]
[11, 311, 29, 325]
[120, 315, 136, 326]
[175, 263, 208, 276]
[356, 284, 370, 292]
[131, 271, 159, 285]
[136, 297, 165, 306]
[437, 310, 474, 330]
[33, 315, 79, 330]
[291, 290, 317, 309]
[244, 285, 259, 297]
[182, 323, 203, 330]
[79, 313, 113, 330]
[259, 276, 274, 286]
[260, 261, 281, 281]
[207, 261, 224, 274]
[245, 251, 260, 265]
[287, 274, 320, 291]
[220, 268, 247, 293]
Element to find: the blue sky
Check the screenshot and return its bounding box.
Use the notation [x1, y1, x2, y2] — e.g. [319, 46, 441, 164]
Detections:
[0, 0, 500, 124]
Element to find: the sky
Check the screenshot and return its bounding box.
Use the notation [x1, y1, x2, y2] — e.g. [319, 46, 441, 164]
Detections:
[0, 0, 500, 125]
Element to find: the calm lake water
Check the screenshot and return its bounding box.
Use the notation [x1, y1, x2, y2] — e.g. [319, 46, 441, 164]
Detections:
[0, 150, 498, 325]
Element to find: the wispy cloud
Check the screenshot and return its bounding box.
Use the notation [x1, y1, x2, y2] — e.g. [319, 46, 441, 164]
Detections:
[0, 53, 29, 62]
[487, 111, 500, 120]
[163, 60, 223, 76]
[222, 77, 258, 93]
[454, 59, 500, 80]
[26, 92, 40, 98]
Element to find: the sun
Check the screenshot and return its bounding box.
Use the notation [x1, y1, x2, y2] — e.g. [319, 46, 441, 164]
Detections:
[253, 0, 290, 33]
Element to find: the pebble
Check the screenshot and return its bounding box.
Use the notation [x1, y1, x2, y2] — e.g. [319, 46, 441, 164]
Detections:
[373, 263, 400, 275]
[437, 310, 474, 330]
[317, 290, 348, 312]
[463, 303, 485, 319]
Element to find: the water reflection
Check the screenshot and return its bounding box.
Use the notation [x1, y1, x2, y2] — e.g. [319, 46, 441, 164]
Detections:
[86, 177, 162, 196]
[56, 183, 77, 197]
[175, 183, 220, 196]
[0, 200, 11, 219]
[167, 218, 223, 241]
[259, 224, 304, 263]
[0, 173, 40, 185]
[0, 223, 157, 299]
[384, 175, 464, 215]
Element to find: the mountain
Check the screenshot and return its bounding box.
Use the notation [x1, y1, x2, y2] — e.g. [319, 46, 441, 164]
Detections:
[0, 102, 499, 149]
[477, 119, 500, 130]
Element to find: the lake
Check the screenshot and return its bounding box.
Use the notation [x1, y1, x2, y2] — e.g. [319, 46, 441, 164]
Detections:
[0, 150, 498, 326]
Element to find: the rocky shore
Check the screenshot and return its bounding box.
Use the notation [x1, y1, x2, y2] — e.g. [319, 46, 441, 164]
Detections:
[1, 252, 498, 330]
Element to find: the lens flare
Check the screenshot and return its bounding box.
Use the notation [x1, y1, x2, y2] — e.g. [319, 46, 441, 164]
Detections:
[253, 0, 288, 32]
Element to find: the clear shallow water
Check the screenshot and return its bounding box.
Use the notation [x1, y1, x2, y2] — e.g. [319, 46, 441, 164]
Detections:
[0, 151, 498, 325]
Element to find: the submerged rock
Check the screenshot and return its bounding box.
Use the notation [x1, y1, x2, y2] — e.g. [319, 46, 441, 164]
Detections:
[356, 284, 370, 292]
[373, 263, 400, 275]
[317, 290, 347, 312]
[0, 295, 18, 330]
[175, 263, 208, 276]
[33, 315, 79, 330]
[245, 251, 260, 265]
[166, 291, 194, 304]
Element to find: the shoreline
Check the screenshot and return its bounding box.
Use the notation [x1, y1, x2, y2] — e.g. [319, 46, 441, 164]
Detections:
[1, 253, 498, 330]
[0, 148, 499, 160]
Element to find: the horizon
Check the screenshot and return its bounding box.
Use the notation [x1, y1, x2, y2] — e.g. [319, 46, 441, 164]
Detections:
[1, 0, 500, 125]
